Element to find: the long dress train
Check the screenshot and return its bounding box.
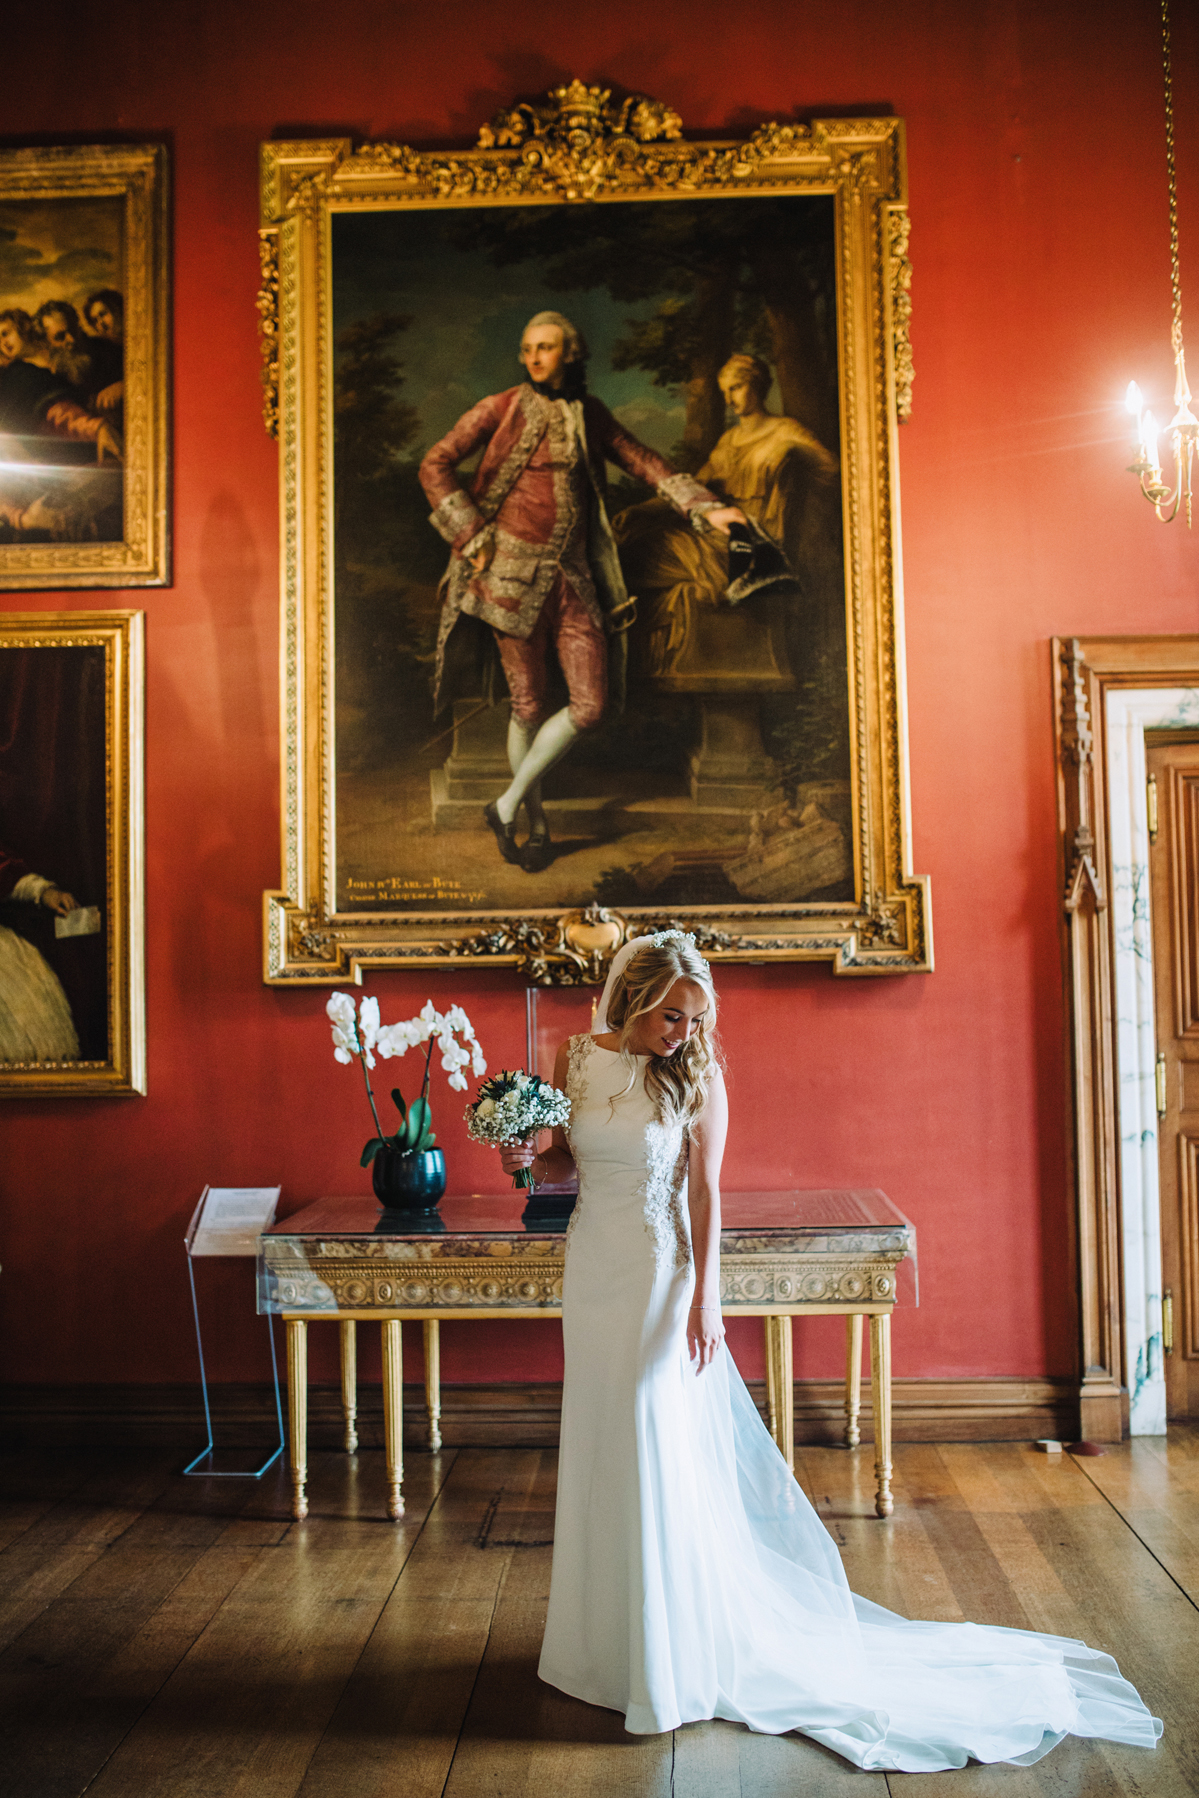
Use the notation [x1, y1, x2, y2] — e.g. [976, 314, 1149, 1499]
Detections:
[538, 1036, 1162, 1774]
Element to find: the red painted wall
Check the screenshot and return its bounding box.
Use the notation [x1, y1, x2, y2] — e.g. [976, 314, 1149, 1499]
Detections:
[2, 0, 1197, 1396]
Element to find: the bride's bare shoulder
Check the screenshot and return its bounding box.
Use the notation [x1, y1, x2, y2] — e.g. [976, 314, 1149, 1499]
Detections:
[694, 1061, 728, 1124]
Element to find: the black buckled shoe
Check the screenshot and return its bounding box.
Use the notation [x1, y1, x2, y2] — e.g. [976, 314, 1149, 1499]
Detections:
[484, 801, 521, 865]
[520, 829, 552, 874]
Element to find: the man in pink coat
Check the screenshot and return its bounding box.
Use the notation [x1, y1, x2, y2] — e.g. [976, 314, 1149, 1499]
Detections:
[419, 311, 743, 872]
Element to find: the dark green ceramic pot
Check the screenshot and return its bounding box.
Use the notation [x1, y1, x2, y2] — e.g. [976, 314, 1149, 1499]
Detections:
[371, 1146, 447, 1213]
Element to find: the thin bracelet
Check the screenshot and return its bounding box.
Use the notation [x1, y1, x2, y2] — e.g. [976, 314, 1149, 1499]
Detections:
[689, 1304, 720, 1311]
[532, 1153, 548, 1183]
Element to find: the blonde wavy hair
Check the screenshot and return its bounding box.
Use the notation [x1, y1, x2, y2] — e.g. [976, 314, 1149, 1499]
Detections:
[605, 936, 719, 1126]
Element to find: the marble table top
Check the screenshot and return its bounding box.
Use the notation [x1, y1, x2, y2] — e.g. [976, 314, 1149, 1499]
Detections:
[258, 1190, 917, 1313]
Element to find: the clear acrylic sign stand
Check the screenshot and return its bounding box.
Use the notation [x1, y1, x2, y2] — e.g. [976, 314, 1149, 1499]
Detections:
[184, 1185, 285, 1478]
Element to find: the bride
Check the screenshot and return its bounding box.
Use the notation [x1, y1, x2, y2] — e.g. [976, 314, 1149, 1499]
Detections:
[497, 930, 1162, 1772]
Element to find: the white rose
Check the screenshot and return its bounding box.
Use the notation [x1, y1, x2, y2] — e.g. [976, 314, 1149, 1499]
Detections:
[477, 1098, 496, 1117]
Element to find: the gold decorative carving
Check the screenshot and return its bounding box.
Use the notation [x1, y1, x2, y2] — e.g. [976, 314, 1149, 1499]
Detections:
[858, 891, 905, 947]
[264, 1252, 908, 1313]
[256, 228, 280, 438]
[261, 89, 930, 985]
[277, 96, 897, 216]
[720, 1258, 901, 1307]
[476, 80, 682, 200]
[1059, 640, 1106, 913]
[270, 1257, 566, 1312]
[888, 209, 914, 422]
[263, 897, 928, 986]
[289, 907, 336, 962]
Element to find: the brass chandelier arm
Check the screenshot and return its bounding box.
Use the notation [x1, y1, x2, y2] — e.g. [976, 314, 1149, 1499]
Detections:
[1163, 0, 1182, 359]
[1125, 0, 1198, 526]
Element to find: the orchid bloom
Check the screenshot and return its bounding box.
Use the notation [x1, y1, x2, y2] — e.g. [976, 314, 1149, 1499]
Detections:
[373, 1001, 486, 1094]
[327, 991, 361, 1065]
[358, 994, 381, 1068]
[331, 992, 487, 1121]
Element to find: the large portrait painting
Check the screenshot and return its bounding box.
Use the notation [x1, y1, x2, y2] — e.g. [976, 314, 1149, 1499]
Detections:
[0, 145, 169, 589]
[0, 611, 144, 1095]
[261, 89, 930, 984]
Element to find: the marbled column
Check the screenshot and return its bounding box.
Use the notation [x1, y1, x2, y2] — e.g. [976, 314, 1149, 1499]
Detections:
[1106, 686, 1199, 1434]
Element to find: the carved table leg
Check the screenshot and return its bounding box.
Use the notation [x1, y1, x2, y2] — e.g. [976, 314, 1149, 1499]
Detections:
[763, 1318, 779, 1443]
[423, 1319, 442, 1451]
[340, 1318, 358, 1453]
[845, 1313, 863, 1448]
[285, 1318, 308, 1521]
[869, 1312, 894, 1517]
[763, 1314, 794, 1472]
[381, 1318, 405, 1519]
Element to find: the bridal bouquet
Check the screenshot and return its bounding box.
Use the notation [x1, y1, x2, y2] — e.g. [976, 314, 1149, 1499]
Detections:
[464, 1069, 571, 1188]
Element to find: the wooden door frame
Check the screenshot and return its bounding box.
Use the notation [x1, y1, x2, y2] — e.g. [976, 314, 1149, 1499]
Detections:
[1053, 635, 1199, 1440]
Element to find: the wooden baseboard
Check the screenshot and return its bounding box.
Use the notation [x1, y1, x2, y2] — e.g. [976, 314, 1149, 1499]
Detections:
[0, 1376, 1079, 1451]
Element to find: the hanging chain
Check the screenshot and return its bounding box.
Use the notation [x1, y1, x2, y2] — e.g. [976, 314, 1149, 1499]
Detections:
[1162, 0, 1183, 359]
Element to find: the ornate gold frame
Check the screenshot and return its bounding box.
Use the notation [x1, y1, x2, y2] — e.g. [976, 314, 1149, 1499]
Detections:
[0, 144, 170, 590]
[0, 611, 145, 1096]
[260, 85, 931, 985]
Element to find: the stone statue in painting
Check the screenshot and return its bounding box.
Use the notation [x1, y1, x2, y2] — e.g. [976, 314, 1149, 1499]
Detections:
[612, 353, 839, 688]
[418, 311, 744, 873]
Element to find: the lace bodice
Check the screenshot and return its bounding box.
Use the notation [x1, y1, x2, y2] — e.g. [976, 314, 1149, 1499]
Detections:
[564, 1033, 690, 1272]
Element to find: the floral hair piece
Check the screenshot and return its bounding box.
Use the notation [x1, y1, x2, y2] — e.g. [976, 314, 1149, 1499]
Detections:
[645, 928, 705, 959]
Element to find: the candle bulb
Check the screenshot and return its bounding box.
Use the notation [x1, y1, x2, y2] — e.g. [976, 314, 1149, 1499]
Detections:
[1143, 410, 1160, 471]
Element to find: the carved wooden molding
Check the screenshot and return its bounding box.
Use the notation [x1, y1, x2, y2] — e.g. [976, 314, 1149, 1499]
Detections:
[1053, 634, 1199, 1439]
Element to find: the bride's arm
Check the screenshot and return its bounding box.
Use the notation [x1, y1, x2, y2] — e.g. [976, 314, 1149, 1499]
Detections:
[497, 1039, 578, 1183]
[686, 1066, 729, 1371]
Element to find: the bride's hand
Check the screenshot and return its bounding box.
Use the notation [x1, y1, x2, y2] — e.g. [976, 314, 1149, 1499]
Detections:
[498, 1139, 537, 1176]
[687, 1304, 725, 1372]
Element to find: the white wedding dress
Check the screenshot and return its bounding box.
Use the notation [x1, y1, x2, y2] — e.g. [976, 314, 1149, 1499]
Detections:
[538, 1035, 1162, 1772]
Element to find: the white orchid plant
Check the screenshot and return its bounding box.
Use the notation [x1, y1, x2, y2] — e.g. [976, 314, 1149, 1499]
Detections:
[326, 993, 487, 1168]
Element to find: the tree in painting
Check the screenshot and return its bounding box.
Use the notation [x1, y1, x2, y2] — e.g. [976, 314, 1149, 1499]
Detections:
[445, 198, 839, 471]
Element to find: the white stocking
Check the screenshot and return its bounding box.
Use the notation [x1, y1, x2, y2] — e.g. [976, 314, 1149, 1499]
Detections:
[495, 706, 580, 827]
[507, 716, 547, 833]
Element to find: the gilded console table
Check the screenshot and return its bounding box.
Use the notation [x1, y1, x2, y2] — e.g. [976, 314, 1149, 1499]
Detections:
[258, 1189, 915, 1522]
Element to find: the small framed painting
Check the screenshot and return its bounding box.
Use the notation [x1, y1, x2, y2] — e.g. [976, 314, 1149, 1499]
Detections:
[0, 610, 145, 1095]
[0, 144, 169, 588]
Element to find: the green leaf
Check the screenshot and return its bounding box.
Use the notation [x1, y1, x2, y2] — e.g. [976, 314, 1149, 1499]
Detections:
[390, 1087, 407, 1123]
[360, 1137, 385, 1168]
[403, 1096, 433, 1152]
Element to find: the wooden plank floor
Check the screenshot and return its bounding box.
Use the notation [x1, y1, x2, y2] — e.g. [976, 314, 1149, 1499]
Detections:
[0, 1430, 1194, 1798]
